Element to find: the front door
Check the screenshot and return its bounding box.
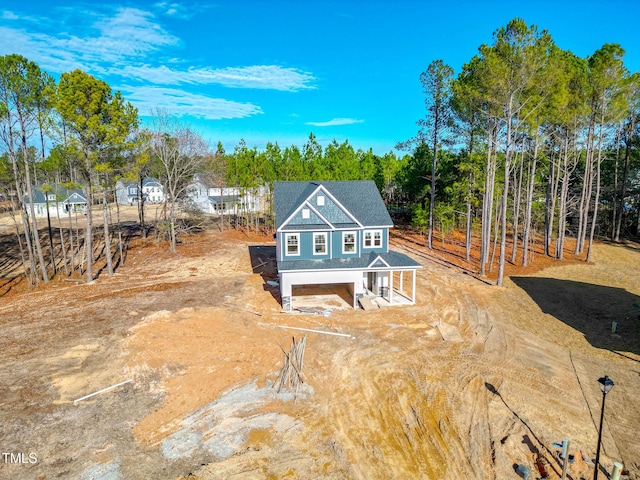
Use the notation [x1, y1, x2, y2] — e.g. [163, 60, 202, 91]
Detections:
[367, 272, 378, 295]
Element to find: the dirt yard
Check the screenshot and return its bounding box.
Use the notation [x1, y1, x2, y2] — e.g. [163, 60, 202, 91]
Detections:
[0, 210, 639, 479]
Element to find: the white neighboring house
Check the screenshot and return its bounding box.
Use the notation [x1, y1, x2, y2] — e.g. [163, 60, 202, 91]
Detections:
[185, 176, 267, 215]
[142, 178, 165, 204]
[115, 178, 165, 205]
[24, 185, 87, 218]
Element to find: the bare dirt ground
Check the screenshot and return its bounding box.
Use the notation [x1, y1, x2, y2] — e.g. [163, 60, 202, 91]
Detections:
[0, 208, 639, 480]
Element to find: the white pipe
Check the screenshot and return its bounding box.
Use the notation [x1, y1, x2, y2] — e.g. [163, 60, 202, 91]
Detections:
[278, 325, 353, 338]
[612, 462, 624, 480]
[73, 379, 133, 403]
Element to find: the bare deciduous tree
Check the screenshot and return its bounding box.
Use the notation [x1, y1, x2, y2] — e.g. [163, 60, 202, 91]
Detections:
[148, 110, 208, 253]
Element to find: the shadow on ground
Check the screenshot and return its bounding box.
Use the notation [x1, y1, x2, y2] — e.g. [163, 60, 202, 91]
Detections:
[247, 245, 280, 304]
[511, 277, 640, 356]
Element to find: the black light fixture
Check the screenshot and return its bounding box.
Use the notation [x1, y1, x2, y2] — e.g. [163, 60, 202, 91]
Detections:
[594, 375, 614, 480]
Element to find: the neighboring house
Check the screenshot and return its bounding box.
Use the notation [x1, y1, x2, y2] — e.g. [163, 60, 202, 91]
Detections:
[24, 185, 87, 218]
[115, 178, 165, 205]
[274, 180, 421, 311]
[186, 176, 266, 215]
[115, 180, 139, 205]
[142, 178, 165, 204]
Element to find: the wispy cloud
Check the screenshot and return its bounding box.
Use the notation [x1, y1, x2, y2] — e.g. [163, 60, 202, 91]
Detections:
[122, 86, 263, 120]
[116, 64, 316, 91]
[0, 5, 309, 122]
[1, 10, 19, 20]
[154, 1, 204, 19]
[305, 118, 364, 127]
[0, 7, 178, 73]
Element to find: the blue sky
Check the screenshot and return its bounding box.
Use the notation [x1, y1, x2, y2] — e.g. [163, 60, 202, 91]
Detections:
[2, 1, 639, 155]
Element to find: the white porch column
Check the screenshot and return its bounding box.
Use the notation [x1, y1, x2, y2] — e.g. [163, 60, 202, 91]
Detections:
[412, 269, 416, 304]
[389, 270, 393, 304]
[353, 282, 357, 310]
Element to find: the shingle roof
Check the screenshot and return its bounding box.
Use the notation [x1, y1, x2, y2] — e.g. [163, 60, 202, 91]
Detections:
[277, 250, 421, 272]
[274, 180, 393, 230]
[26, 185, 85, 204]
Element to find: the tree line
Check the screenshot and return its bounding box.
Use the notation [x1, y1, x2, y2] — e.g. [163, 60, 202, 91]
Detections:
[399, 18, 640, 285]
[1, 18, 639, 288]
[0, 56, 213, 285]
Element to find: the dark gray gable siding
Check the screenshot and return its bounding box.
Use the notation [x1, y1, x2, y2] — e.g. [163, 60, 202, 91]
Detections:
[289, 204, 330, 226]
[274, 181, 393, 229]
[308, 191, 354, 225]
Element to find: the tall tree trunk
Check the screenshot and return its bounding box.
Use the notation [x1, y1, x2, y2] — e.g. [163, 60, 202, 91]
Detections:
[45, 194, 57, 275]
[465, 169, 473, 262]
[9, 197, 30, 285]
[547, 148, 561, 256]
[611, 123, 622, 239]
[489, 194, 502, 273]
[428, 128, 438, 250]
[555, 132, 571, 260]
[8, 135, 38, 284]
[511, 145, 524, 264]
[575, 120, 595, 254]
[497, 156, 510, 286]
[464, 124, 476, 262]
[480, 124, 496, 276]
[56, 200, 69, 276]
[68, 206, 75, 273]
[103, 189, 114, 276]
[84, 182, 93, 282]
[138, 176, 146, 239]
[522, 134, 539, 266]
[614, 117, 635, 241]
[497, 100, 515, 287]
[586, 109, 607, 263]
[22, 144, 49, 283]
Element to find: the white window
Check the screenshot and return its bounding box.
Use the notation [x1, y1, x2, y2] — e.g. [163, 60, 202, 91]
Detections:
[302, 208, 310, 219]
[313, 233, 327, 255]
[286, 234, 300, 256]
[342, 232, 356, 254]
[364, 230, 383, 248]
[317, 195, 325, 206]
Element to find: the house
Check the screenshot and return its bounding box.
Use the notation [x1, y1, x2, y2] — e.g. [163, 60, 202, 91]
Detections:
[115, 178, 165, 205]
[143, 178, 165, 204]
[24, 185, 87, 218]
[274, 180, 421, 311]
[186, 175, 266, 215]
[115, 180, 139, 205]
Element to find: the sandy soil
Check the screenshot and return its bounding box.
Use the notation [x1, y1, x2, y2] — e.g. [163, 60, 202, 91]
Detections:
[0, 211, 639, 479]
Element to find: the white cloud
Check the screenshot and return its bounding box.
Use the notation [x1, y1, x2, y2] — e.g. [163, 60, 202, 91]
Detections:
[0, 8, 178, 73]
[192, 65, 315, 91]
[154, 2, 199, 19]
[2, 10, 19, 20]
[121, 86, 263, 120]
[115, 64, 316, 91]
[305, 118, 364, 127]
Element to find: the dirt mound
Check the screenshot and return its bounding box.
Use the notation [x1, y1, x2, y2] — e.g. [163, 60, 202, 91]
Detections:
[1, 228, 639, 479]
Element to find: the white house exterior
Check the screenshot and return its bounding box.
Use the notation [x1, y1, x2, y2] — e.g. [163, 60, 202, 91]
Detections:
[185, 177, 267, 215]
[274, 180, 421, 311]
[115, 178, 165, 205]
[24, 185, 87, 218]
[142, 178, 164, 204]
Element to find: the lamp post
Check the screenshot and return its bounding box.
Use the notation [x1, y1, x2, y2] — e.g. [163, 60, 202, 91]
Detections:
[594, 375, 614, 480]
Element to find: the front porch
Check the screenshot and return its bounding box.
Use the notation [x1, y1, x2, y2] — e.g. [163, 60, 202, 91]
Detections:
[363, 269, 417, 306]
